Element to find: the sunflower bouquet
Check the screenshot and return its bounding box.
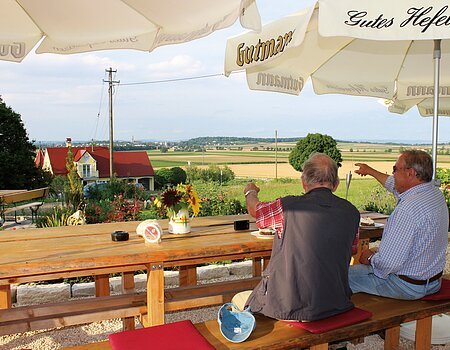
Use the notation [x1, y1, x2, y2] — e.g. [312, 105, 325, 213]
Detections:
[154, 184, 202, 219]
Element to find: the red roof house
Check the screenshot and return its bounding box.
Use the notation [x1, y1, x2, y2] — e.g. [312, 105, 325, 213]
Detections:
[39, 146, 155, 190]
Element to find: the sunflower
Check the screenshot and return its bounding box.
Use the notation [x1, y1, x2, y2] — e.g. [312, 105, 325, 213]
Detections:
[160, 188, 182, 208]
[155, 184, 202, 218]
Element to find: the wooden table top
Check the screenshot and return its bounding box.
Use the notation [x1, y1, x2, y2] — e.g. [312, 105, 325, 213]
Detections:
[0, 215, 274, 283]
[0, 213, 386, 284]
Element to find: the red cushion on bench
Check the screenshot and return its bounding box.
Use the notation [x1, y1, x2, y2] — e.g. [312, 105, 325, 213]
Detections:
[286, 307, 372, 334]
[108, 320, 214, 350]
[421, 278, 450, 301]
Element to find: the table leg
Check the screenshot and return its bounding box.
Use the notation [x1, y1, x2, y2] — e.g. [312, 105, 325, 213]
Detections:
[95, 274, 110, 297]
[179, 266, 197, 286]
[122, 272, 135, 331]
[352, 238, 369, 265]
[415, 316, 432, 350]
[385, 326, 400, 350]
[0, 285, 11, 309]
[252, 258, 262, 277]
[147, 262, 164, 327]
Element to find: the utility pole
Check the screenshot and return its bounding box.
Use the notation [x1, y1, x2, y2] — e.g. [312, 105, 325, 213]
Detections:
[275, 129, 278, 180]
[104, 68, 120, 182]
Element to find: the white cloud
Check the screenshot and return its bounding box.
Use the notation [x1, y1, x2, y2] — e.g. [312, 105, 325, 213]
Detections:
[146, 55, 203, 77]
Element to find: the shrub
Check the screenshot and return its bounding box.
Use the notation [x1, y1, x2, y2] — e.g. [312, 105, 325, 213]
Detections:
[289, 133, 342, 172]
[36, 207, 74, 228]
[187, 165, 235, 183]
[362, 185, 396, 215]
[155, 167, 187, 189]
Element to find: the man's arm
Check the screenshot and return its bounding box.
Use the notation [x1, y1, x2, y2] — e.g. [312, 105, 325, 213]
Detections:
[243, 182, 260, 218]
[355, 163, 389, 186]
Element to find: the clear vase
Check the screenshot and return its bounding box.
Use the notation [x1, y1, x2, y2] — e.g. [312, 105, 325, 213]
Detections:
[168, 208, 191, 234]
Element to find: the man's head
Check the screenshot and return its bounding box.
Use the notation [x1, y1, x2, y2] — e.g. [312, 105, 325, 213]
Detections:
[393, 150, 432, 193]
[301, 153, 339, 193]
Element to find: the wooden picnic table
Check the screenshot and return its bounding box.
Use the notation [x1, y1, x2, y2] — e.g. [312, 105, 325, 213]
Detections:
[0, 213, 385, 334]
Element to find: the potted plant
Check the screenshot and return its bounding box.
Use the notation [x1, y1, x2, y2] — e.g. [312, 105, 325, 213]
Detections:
[154, 184, 201, 234]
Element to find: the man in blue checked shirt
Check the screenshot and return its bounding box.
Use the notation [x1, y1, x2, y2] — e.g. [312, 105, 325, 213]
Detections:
[349, 150, 448, 300]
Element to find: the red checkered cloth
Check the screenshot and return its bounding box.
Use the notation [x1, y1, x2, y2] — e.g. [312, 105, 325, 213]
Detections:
[255, 199, 359, 252]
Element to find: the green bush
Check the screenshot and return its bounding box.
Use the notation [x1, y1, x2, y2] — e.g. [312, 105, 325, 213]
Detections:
[187, 165, 235, 183]
[36, 207, 74, 228]
[362, 185, 396, 215]
[289, 133, 342, 172]
[155, 167, 187, 189]
[436, 168, 450, 185]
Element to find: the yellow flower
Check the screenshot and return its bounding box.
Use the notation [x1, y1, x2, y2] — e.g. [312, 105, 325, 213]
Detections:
[153, 197, 162, 208]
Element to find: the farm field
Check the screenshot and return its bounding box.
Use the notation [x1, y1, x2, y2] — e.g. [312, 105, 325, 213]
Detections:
[148, 141, 450, 180]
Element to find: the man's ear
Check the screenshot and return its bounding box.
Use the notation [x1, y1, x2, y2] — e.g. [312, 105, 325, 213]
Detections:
[301, 176, 309, 193]
[332, 178, 340, 192]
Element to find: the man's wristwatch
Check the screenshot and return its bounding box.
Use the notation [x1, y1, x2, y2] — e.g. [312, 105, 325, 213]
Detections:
[244, 190, 257, 197]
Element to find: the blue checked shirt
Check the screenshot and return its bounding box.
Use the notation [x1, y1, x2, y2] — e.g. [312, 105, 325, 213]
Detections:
[371, 176, 448, 280]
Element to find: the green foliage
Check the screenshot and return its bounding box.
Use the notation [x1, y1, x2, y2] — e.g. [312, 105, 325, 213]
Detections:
[0, 97, 50, 189]
[289, 133, 342, 172]
[50, 175, 67, 199]
[86, 179, 150, 201]
[187, 165, 235, 183]
[436, 168, 450, 185]
[362, 185, 396, 215]
[64, 147, 83, 210]
[155, 167, 187, 189]
[84, 195, 141, 224]
[194, 181, 245, 216]
[36, 207, 73, 228]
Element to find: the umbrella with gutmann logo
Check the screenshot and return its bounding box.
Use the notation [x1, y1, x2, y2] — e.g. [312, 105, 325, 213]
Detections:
[225, 0, 450, 179]
[0, 0, 261, 63]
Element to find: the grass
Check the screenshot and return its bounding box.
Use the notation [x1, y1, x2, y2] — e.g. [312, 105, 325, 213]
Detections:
[222, 178, 380, 210]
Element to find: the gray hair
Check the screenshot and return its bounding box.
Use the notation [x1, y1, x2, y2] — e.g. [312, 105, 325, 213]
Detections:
[401, 149, 433, 182]
[301, 153, 339, 188]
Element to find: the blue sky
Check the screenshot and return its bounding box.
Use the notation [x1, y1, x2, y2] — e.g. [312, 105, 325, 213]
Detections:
[0, 0, 448, 144]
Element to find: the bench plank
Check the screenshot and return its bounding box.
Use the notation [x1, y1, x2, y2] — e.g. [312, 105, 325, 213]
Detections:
[62, 293, 450, 350]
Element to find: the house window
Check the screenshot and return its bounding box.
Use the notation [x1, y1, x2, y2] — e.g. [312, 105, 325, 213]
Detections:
[82, 164, 91, 178]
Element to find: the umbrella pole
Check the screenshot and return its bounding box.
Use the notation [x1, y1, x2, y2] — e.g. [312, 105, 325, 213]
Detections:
[432, 39, 441, 183]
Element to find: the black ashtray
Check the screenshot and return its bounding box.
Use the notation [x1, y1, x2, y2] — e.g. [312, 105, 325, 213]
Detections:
[111, 230, 129, 241]
[234, 220, 250, 231]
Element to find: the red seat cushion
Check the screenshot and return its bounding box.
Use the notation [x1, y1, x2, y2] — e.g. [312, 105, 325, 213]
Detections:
[421, 278, 450, 301]
[108, 320, 214, 350]
[286, 307, 372, 334]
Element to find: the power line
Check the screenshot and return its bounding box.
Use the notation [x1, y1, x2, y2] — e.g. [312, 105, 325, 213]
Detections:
[119, 72, 227, 86]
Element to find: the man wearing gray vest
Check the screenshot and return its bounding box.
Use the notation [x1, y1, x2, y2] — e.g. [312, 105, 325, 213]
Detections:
[243, 153, 360, 321]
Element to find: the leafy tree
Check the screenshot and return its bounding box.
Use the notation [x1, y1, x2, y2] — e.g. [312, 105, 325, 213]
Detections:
[288, 133, 342, 172]
[155, 167, 187, 189]
[0, 96, 49, 189]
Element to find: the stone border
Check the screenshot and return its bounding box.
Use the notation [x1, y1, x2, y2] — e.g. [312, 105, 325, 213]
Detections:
[14, 261, 253, 306]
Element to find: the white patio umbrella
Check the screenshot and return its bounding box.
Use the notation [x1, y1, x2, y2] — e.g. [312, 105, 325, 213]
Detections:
[224, 0, 450, 179]
[0, 0, 261, 62]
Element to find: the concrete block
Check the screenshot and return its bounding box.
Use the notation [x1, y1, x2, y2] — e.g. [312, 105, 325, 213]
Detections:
[71, 282, 95, 298]
[198, 265, 229, 281]
[17, 283, 70, 306]
[110, 276, 122, 293]
[227, 260, 252, 276]
[164, 271, 179, 287]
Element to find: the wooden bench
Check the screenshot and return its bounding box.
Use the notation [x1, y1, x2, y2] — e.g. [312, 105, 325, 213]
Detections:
[61, 289, 450, 350]
[0, 277, 261, 336]
[1, 187, 49, 223]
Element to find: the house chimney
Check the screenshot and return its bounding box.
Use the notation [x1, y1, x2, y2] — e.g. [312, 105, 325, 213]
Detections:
[66, 137, 72, 147]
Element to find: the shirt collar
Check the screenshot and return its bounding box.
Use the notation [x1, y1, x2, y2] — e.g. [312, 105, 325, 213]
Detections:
[398, 181, 432, 201]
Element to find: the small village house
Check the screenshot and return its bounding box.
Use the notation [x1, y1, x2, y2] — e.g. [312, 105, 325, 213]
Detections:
[35, 138, 155, 190]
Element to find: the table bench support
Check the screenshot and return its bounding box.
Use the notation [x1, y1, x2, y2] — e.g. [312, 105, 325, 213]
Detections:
[0, 285, 11, 309]
[95, 275, 110, 297]
[121, 272, 135, 331]
[146, 262, 164, 327]
[415, 317, 432, 350]
[385, 326, 400, 350]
